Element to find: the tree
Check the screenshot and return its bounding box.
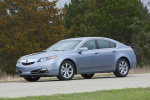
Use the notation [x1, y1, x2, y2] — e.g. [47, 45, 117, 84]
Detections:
[0, 0, 65, 74]
[138, 19, 150, 66]
[129, 8, 150, 66]
[64, 0, 150, 66]
[64, 0, 148, 44]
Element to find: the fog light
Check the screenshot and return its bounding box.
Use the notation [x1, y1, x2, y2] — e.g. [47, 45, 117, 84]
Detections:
[16, 70, 22, 74]
[40, 68, 49, 73]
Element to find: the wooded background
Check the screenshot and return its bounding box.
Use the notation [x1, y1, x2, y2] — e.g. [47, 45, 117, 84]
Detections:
[0, 0, 150, 74]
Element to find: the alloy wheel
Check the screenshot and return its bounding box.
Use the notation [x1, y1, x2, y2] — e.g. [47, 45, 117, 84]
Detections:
[61, 63, 74, 78]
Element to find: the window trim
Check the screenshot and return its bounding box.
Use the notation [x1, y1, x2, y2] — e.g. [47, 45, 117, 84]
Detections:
[96, 39, 117, 49]
[79, 39, 98, 51]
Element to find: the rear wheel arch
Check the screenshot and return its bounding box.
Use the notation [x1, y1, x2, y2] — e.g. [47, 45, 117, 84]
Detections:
[118, 57, 130, 69]
[114, 58, 130, 77]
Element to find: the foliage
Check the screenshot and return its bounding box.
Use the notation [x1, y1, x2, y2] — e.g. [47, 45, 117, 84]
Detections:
[0, 0, 65, 74]
[64, 0, 150, 65]
[138, 20, 150, 65]
[130, 14, 150, 66]
[138, 31, 150, 65]
[64, 0, 147, 44]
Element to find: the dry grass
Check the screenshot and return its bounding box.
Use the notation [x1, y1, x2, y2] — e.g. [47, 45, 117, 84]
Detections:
[0, 67, 150, 83]
[129, 66, 150, 74]
[0, 71, 24, 82]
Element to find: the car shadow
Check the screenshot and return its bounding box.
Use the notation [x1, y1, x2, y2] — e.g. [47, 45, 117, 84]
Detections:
[18, 75, 134, 83]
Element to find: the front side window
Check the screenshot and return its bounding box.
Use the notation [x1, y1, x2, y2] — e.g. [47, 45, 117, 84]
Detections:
[46, 40, 81, 51]
[81, 40, 96, 50]
[97, 39, 111, 49]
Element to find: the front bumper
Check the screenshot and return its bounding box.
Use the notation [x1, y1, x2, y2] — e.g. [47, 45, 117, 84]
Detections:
[16, 59, 59, 77]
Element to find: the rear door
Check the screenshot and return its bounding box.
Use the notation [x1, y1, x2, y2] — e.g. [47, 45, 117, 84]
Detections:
[96, 39, 117, 71]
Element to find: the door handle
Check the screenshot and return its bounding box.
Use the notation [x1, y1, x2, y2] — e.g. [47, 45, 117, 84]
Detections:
[94, 52, 99, 54]
[113, 51, 117, 53]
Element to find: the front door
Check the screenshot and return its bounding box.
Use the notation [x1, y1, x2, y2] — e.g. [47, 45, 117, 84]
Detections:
[77, 39, 100, 73]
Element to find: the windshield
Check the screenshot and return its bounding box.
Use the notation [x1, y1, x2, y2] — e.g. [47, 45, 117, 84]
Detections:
[45, 40, 81, 51]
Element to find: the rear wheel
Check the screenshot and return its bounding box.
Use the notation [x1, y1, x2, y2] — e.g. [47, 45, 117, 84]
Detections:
[57, 61, 75, 80]
[114, 59, 129, 77]
[24, 77, 40, 82]
[81, 73, 94, 79]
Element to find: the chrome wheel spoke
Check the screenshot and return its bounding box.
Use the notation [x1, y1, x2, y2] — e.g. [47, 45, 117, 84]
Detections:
[61, 69, 65, 73]
[62, 66, 66, 70]
[64, 72, 67, 77]
[68, 66, 72, 69]
[119, 67, 122, 70]
[66, 71, 70, 77]
[119, 61, 128, 75]
[120, 69, 123, 74]
[69, 70, 73, 73]
[65, 63, 68, 68]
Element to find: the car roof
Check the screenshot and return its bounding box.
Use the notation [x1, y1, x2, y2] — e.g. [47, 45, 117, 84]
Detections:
[64, 37, 115, 41]
[64, 37, 101, 40]
[63, 37, 127, 47]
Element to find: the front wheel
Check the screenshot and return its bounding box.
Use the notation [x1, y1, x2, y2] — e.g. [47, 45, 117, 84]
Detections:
[57, 61, 75, 80]
[24, 77, 40, 82]
[114, 59, 129, 77]
[81, 73, 94, 79]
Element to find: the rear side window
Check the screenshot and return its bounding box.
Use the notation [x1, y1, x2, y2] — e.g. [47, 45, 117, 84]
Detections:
[97, 39, 110, 48]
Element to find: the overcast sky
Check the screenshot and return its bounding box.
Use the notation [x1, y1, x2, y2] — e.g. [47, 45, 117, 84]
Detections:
[56, 0, 70, 7]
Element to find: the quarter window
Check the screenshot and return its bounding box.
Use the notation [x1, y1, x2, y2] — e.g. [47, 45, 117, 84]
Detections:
[109, 41, 116, 48]
[81, 40, 96, 50]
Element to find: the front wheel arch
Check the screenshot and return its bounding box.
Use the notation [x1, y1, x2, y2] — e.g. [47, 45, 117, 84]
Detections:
[57, 60, 75, 80]
[62, 59, 77, 74]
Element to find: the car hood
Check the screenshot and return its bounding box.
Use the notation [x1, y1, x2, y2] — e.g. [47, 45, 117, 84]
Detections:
[20, 51, 67, 60]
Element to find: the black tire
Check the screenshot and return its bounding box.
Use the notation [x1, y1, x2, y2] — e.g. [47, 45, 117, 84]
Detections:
[114, 59, 129, 77]
[57, 61, 75, 80]
[81, 73, 94, 79]
[24, 77, 40, 82]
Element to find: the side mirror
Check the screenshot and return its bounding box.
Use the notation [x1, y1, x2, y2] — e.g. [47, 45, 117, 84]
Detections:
[78, 47, 88, 54]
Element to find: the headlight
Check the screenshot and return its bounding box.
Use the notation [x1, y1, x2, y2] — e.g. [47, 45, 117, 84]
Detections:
[37, 56, 57, 62]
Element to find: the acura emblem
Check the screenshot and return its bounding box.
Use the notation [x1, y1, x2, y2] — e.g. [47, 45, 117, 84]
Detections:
[26, 60, 28, 63]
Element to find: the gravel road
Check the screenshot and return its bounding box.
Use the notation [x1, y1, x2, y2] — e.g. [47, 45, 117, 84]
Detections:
[0, 73, 150, 98]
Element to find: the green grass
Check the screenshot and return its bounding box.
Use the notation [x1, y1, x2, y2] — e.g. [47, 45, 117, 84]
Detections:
[1, 88, 150, 100]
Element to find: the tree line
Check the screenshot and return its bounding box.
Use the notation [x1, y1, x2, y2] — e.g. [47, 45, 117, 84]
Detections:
[0, 0, 150, 74]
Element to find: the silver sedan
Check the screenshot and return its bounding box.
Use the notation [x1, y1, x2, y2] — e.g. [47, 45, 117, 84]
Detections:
[16, 37, 136, 82]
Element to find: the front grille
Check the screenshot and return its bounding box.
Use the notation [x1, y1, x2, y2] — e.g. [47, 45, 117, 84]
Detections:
[22, 62, 34, 66]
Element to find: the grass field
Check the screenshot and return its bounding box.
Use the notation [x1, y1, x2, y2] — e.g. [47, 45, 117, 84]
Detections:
[1, 88, 150, 100]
